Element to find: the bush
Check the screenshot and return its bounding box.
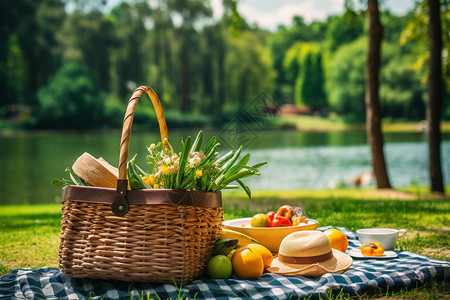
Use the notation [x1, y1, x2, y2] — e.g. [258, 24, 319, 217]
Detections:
[34, 63, 105, 129]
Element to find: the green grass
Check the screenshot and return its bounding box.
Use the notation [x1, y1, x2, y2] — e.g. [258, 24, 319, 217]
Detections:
[1, 188, 449, 299]
[274, 115, 450, 133]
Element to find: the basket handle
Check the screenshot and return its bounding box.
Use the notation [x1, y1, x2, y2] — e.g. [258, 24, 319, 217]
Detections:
[112, 86, 169, 216]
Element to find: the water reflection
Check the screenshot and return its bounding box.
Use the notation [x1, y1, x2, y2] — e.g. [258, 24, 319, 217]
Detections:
[0, 130, 448, 204]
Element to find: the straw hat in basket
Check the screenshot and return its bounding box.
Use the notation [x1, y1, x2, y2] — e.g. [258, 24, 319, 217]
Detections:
[267, 230, 352, 277]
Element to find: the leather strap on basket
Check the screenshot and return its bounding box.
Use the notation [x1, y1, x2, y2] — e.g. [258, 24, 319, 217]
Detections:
[112, 86, 169, 216]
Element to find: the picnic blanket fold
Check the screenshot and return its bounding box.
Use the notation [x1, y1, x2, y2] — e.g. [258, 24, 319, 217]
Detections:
[1, 228, 448, 300]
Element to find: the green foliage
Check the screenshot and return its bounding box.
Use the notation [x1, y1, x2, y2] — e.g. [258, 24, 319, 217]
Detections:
[326, 12, 364, 52]
[4, 35, 28, 110]
[400, 0, 450, 91]
[226, 31, 275, 109]
[108, 2, 150, 100]
[51, 167, 87, 188]
[1, 1, 449, 127]
[141, 131, 266, 197]
[0, 0, 65, 113]
[35, 63, 105, 129]
[283, 41, 327, 110]
[57, 12, 116, 92]
[296, 46, 327, 110]
[326, 37, 366, 118]
[282, 42, 302, 84]
[380, 46, 426, 120]
[269, 16, 327, 101]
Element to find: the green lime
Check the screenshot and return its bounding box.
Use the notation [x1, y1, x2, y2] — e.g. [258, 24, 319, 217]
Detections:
[250, 213, 270, 227]
[207, 255, 233, 279]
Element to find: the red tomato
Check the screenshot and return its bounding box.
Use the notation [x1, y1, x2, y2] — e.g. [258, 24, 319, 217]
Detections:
[266, 212, 275, 227]
[276, 205, 293, 219]
[271, 215, 291, 227]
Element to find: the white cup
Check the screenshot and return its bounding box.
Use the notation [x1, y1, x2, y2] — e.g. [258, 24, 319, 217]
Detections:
[356, 228, 407, 250]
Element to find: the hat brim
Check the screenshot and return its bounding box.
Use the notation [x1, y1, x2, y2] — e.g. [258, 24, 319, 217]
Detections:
[267, 249, 352, 277]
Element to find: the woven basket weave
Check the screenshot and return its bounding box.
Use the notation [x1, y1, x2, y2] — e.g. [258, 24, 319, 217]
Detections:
[59, 86, 223, 284]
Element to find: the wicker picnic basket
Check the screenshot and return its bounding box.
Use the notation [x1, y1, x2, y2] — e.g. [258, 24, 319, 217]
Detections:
[58, 86, 223, 284]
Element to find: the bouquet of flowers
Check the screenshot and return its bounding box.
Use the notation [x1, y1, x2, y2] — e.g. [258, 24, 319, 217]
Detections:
[54, 130, 266, 198]
[127, 130, 266, 198]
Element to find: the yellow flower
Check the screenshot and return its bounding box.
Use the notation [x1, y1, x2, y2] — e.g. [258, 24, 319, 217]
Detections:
[162, 166, 170, 175]
[149, 174, 156, 186]
[149, 144, 156, 149]
[153, 184, 159, 189]
[195, 169, 203, 179]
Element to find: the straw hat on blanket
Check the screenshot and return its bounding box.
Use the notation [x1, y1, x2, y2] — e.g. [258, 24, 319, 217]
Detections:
[267, 230, 352, 277]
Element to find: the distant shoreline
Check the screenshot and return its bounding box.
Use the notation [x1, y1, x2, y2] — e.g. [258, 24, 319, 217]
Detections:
[1, 116, 450, 136]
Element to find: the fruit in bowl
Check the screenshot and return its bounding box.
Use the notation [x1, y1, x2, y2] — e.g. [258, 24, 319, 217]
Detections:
[223, 206, 319, 252]
[250, 205, 307, 228]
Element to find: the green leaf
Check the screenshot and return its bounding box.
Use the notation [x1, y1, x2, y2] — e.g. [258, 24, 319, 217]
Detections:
[67, 167, 81, 186]
[51, 178, 73, 188]
[176, 136, 191, 188]
[220, 146, 242, 175]
[198, 143, 220, 168]
[215, 150, 234, 166]
[203, 136, 217, 155]
[222, 185, 239, 189]
[212, 146, 243, 187]
[224, 153, 250, 177]
[51, 167, 88, 188]
[127, 155, 151, 189]
[221, 169, 254, 186]
[252, 162, 268, 169]
[190, 130, 203, 153]
[236, 179, 251, 198]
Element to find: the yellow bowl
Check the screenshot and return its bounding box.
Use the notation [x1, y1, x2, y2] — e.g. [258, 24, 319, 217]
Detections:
[222, 217, 319, 253]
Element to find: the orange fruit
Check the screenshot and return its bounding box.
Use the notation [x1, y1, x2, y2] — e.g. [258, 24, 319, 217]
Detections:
[324, 229, 348, 253]
[231, 246, 264, 279]
[246, 243, 273, 268]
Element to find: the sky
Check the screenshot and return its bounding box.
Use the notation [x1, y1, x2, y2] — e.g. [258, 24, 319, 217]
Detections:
[210, 0, 416, 31]
[104, 0, 417, 32]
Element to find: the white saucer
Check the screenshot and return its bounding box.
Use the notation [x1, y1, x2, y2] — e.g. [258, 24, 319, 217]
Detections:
[348, 249, 398, 259]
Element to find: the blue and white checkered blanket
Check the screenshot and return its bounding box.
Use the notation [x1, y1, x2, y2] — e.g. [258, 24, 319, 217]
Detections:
[1, 227, 449, 299]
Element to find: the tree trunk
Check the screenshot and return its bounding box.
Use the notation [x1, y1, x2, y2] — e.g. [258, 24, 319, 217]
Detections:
[365, 0, 391, 189]
[427, 0, 444, 193]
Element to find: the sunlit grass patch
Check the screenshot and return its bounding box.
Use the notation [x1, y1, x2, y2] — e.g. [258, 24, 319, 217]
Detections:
[273, 115, 450, 133]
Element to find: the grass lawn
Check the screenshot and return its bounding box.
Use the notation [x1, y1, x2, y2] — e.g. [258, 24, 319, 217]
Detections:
[0, 187, 449, 299]
[274, 115, 450, 133]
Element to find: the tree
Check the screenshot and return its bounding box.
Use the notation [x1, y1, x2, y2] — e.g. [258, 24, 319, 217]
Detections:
[326, 38, 366, 117]
[282, 42, 326, 109]
[0, 0, 65, 113]
[365, 0, 391, 188]
[57, 11, 116, 92]
[36, 63, 105, 129]
[400, 0, 447, 193]
[326, 11, 364, 51]
[226, 31, 275, 110]
[426, 0, 444, 193]
[380, 53, 425, 119]
[269, 16, 327, 103]
[168, 0, 211, 112]
[298, 48, 326, 111]
[109, 2, 151, 100]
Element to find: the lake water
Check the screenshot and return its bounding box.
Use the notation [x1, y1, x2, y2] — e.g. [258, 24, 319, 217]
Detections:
[0, 129, 449, 205]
